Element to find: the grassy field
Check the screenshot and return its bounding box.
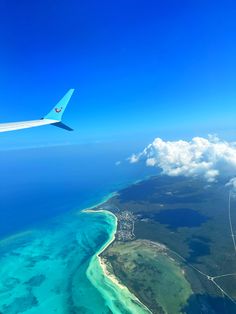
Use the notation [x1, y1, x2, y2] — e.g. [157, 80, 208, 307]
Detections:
[103, 240, 193, 314]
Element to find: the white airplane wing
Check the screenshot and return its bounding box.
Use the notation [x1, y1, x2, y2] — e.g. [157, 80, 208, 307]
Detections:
[0, 89, 74, 133]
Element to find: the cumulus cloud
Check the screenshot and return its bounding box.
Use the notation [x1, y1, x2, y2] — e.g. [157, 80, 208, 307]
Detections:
[129, 136, 236, 182]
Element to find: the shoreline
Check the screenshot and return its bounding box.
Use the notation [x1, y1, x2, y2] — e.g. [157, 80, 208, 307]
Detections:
[83, 209, 127, 290]
[79, 191, 117, 213]
[84, 208, 152, 314]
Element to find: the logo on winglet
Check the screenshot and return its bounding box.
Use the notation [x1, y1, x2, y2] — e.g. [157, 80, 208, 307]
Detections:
[55, 107, 63, 113]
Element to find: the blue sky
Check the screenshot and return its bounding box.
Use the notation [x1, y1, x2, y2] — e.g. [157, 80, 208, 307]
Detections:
[1, 0, 236, 149]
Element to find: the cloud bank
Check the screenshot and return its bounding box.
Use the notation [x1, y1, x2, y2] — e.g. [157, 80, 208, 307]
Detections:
[129, 136, 236, 182]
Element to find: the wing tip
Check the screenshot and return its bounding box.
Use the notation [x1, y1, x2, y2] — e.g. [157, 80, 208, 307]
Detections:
[43, 89, 75, 121]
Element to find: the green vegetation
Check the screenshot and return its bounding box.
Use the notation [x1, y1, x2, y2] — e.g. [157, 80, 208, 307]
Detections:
[103, 240, 193, 314]
[105, 175, 236, 313]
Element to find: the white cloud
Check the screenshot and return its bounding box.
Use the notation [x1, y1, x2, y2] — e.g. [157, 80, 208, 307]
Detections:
[129, 136, 236, 182]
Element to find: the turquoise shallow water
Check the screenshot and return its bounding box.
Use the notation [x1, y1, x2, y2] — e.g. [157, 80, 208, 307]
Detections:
[0, 208, 149, 314]
[0, 210, 114, 313]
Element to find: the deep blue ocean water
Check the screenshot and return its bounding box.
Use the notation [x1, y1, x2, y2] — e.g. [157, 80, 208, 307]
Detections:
[0, 141, 154, 238]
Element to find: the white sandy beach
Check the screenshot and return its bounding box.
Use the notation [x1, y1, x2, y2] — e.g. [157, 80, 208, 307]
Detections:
[84, 208, 152, 314]
[86, 209, 127, 290]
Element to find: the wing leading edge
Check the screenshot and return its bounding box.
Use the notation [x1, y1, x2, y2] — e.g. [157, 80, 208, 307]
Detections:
[0, 89, 74, 133]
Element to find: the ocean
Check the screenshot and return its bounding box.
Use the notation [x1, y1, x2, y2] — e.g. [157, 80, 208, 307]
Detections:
[0, 142, 155, 313]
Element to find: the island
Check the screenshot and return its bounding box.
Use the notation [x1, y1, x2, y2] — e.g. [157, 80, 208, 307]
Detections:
[89, 175, 236, 314]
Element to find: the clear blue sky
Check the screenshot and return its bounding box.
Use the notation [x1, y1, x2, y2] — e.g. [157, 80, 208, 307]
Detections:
[1, 0, 236, 149]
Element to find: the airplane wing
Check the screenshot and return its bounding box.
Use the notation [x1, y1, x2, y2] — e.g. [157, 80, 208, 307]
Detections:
[0, 89, 74, 133]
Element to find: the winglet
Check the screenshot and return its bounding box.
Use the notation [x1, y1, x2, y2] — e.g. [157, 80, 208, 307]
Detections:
[44, 89, 75, 122]
[52, 121, 73, 131]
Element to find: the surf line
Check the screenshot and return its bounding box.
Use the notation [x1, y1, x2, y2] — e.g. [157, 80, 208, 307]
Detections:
[84, 209, 152, 314]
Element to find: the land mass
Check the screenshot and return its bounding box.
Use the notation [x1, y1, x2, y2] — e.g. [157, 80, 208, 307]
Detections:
[91, 175, 236, 314]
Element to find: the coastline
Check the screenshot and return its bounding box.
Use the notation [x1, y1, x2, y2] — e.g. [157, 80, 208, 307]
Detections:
[83, 209, 126, 290]
[84, 208, 152, 314]
[80, 192, 117, 213]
